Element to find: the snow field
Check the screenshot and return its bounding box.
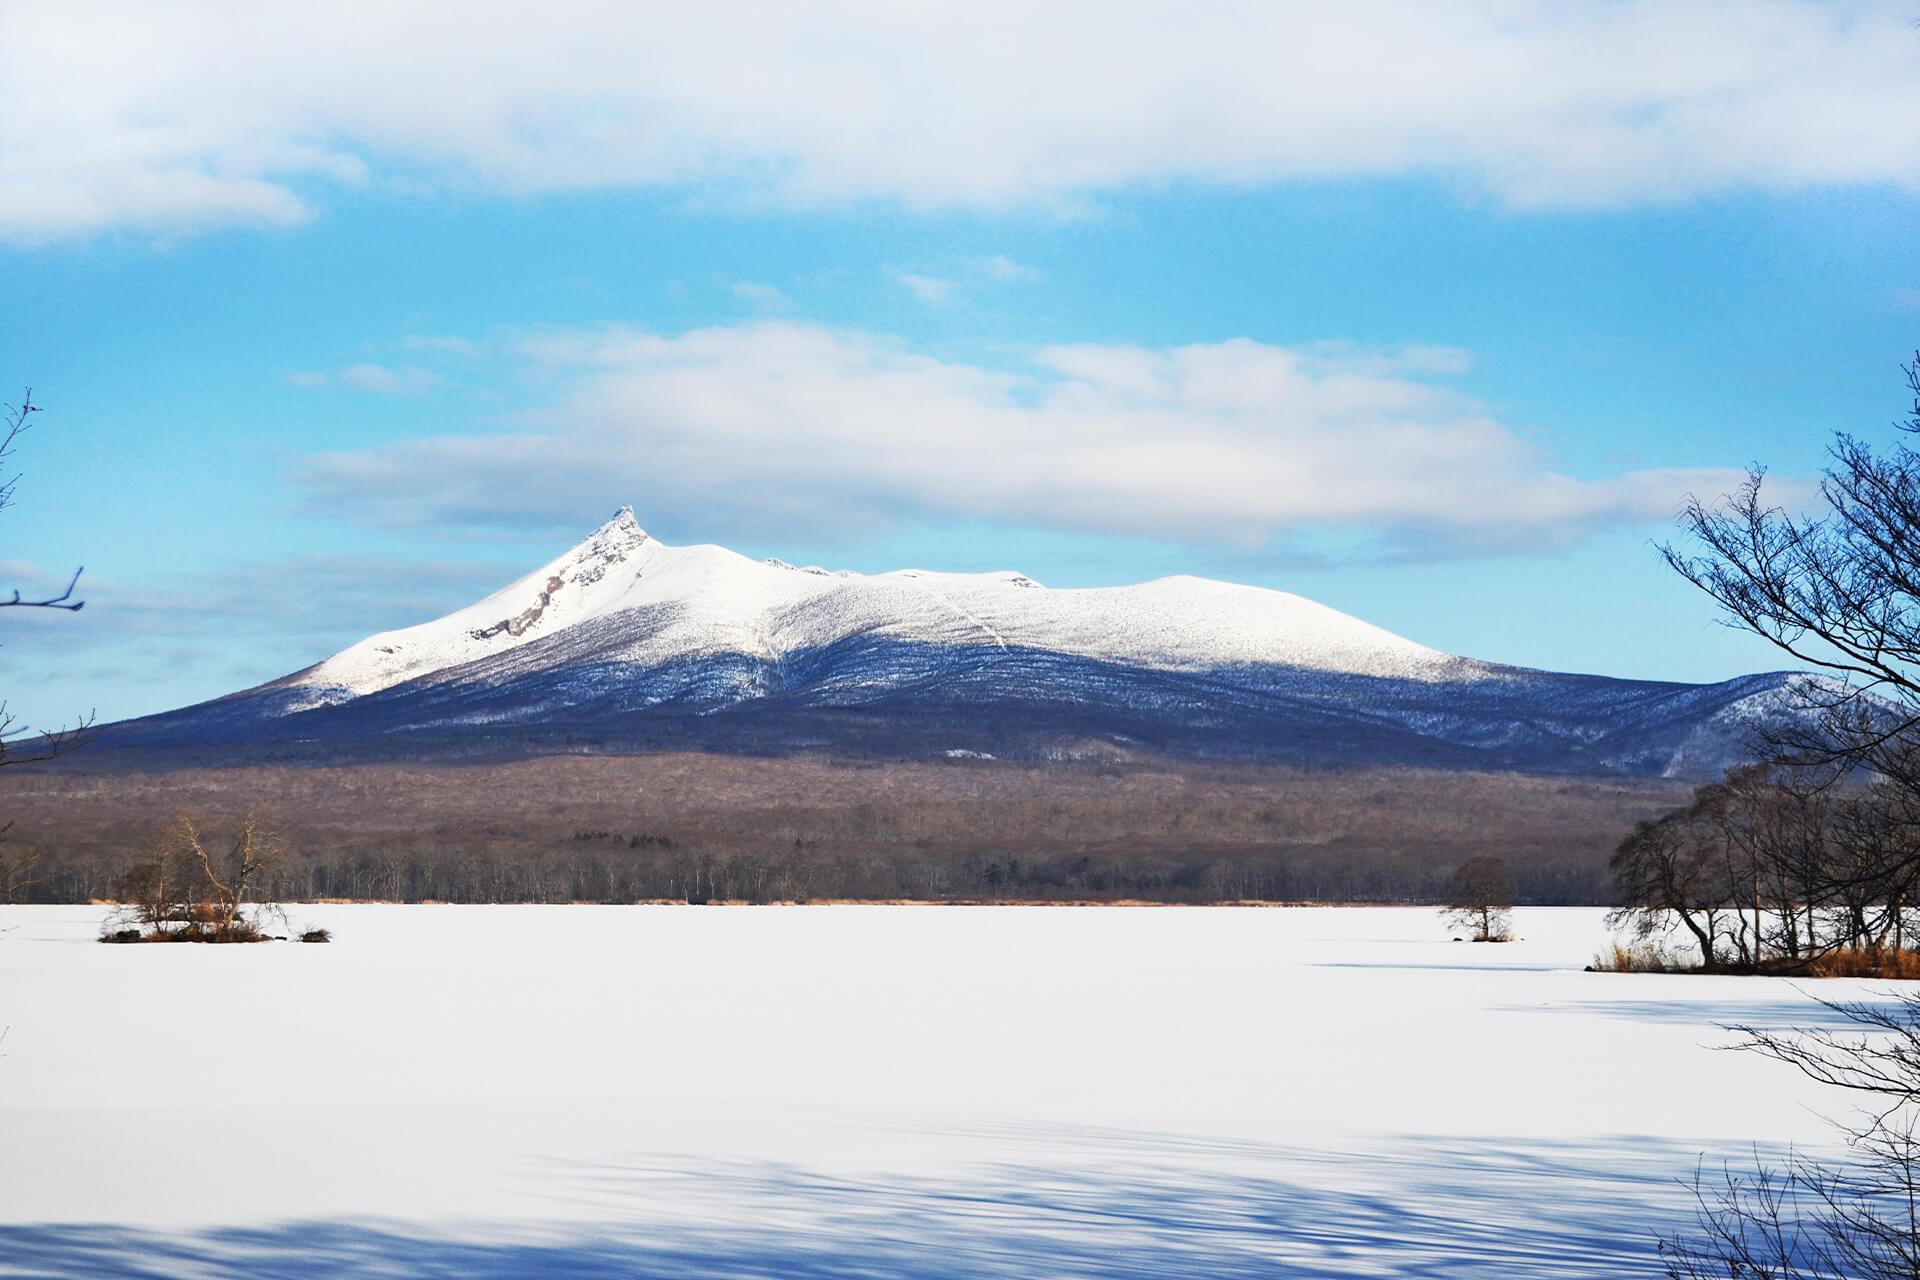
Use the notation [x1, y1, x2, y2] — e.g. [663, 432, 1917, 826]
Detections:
[0, 905, 1881, 1276]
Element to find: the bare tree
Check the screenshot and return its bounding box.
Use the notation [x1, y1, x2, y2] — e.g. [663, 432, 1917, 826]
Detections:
[1651, 351, 1920, 1267]
[112, 829, 192, 934]
[1443, 855, 1513, 941]
[0, 705, 93, 772]
[174, 814, 283, 939]
[1663, 354, 1920, 806]
[1610, 808, 1727, 970]
[0, 837, 39, 905]
[1662, 993, 1920, 1278]
[1715, 765, 1835, 966]
[0, 389, 91, 775]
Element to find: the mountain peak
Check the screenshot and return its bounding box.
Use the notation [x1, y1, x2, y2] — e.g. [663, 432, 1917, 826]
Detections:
[599, 504, 646, 537]
[573, 505, 650, 560]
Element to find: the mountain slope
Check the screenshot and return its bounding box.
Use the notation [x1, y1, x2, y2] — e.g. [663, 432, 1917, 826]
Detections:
[108, 509, 1812, 776]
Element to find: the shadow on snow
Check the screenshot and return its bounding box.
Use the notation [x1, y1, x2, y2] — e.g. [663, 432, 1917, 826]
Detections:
[0, 1131, 1747, 1278]
[1502, 997, 1906, 1030]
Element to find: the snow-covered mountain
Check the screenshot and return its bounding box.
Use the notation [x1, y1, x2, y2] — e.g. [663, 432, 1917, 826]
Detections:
[112, 508, 1813, 776]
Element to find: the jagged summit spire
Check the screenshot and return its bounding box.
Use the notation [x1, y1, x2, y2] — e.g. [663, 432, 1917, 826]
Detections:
[580, 504, 649, 552]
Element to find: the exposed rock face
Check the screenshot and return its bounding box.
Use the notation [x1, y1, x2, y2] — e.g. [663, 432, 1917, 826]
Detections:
[471, 576, 568, 641]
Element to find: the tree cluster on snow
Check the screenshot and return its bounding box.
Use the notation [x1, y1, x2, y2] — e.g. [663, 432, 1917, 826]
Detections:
[102, 813, 323, 944]
[1610, 762, 1920, 976]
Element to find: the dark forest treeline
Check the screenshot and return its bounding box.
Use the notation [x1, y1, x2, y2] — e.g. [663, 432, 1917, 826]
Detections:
[25, 836, 1610, 906]
[2, 755, 1677, 906]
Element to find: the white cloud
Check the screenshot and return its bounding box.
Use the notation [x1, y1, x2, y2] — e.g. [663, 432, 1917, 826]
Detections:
[295, 321, 1744, 558]
[3, 2, 1916, 241]
[337, 363, 442, 396]
[894, 272, 957, 305]
[284, 370, 329, 389]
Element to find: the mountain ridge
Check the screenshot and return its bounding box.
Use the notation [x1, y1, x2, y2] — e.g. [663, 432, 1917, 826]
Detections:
[104, 508, 1810, 777]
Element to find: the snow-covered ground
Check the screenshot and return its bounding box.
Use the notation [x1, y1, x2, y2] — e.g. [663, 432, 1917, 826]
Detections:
[0, 905, 1886, 1277]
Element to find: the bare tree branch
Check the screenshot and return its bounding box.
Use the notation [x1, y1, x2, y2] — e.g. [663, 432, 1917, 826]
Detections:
[0, 565, 84, 612]
[0, 389, 84, 611]
[0, 702, 96, 771]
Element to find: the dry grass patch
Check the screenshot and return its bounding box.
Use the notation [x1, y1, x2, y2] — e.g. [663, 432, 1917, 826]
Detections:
[1592, 942, 1920, 979]
[1591, 942, 1686, 973]
[1805, 947, 1920, 980]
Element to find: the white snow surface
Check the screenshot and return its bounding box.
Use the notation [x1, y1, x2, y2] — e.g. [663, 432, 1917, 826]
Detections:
[0, 904, 1885, 1276]
[285, 508, 1469, 706]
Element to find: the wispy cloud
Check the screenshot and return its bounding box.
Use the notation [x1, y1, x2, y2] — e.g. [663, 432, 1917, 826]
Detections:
[294, 321, 1746, 560]
[893, 272, 957, 305]
[339, 363, 441, 396]
[286, 364, 443, 395]
[981, 255, 1041, 284]
[4, 4, 1917, 241]
[730, 281, 794, 311]
[403, 334, 477, 356]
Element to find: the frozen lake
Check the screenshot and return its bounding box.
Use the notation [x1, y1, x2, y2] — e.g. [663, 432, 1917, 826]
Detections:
[0, 904, 1882, 1276]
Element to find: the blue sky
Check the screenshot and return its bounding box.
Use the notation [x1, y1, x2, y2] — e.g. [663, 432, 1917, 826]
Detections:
[1, 2, 1917, 733]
